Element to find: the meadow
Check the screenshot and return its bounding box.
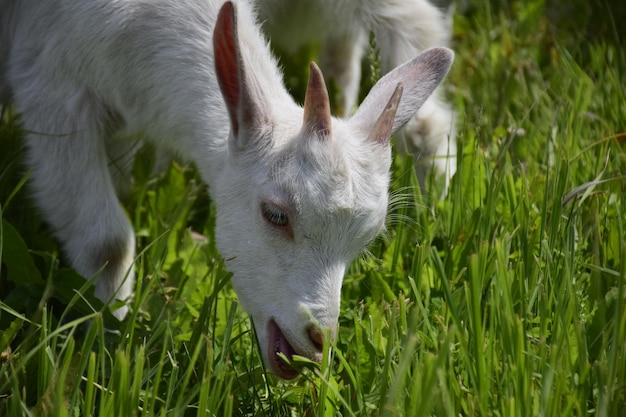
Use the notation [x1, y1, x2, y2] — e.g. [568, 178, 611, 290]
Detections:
[1, 0, 625, 415]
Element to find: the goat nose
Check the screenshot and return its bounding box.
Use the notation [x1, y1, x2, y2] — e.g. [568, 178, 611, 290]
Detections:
[308, 325, 325, 352]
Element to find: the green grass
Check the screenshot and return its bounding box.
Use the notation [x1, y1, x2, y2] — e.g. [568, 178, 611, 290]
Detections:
[1, 0, 625, 415]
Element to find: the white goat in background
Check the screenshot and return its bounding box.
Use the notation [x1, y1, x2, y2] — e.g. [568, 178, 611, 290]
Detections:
[0, 0, 453, 378]
[258, 0, 457, 188]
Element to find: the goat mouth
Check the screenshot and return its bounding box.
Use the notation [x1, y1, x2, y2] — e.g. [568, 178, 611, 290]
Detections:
[267, 319, 299, 379]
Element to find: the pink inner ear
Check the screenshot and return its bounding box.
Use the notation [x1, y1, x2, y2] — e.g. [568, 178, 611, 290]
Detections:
[213, 1, 240, 136]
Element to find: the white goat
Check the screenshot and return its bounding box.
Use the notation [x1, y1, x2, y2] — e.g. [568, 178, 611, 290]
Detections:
[0, 0, 453, 378]
[258, 0, 457, 189]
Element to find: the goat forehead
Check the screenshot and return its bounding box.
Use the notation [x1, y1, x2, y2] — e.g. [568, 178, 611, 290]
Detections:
[267, 150, 386, 256]
[271, 138, 384, 210]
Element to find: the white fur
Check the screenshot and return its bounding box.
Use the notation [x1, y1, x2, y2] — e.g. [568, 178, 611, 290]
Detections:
[258, 0, 457, 189]
[0, 0, 453, 378]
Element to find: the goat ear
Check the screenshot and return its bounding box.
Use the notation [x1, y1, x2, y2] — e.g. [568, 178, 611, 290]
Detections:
[351, 47, 454, 144]
[213, 1, 267, 149]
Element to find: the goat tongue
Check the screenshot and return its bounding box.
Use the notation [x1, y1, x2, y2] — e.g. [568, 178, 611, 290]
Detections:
[268, 320, 299, 379]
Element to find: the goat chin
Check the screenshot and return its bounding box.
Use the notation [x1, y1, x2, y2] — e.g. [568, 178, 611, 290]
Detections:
[1, 0, 454, 378]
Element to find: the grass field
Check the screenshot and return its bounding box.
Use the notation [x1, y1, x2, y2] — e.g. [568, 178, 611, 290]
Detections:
[1, 0, 625, 416]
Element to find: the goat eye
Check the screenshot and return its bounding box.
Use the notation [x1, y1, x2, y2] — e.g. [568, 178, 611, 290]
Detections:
[261, 202, 289, 227]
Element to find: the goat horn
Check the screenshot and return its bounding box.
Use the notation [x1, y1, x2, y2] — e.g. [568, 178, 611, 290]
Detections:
[303, 62, 331, 138]
[368, 83, 403, 145]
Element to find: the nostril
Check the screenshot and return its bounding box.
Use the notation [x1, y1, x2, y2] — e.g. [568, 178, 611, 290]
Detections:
[308, 326, 325, 352]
